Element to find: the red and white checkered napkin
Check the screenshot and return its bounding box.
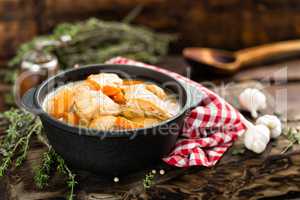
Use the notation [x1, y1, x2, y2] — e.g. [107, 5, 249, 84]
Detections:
[106, 57, 247, 168]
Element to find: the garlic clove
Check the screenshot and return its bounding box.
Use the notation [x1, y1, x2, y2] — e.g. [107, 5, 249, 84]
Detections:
[256, 115, 282, 138]
[244, 124, 270, 154]
[251, 140, 268, 154]
[239, 88, 267, 118]
[250, 109, 258, 119]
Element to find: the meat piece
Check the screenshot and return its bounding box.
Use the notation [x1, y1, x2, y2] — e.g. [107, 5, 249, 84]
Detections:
[145, 84, 167, 100]
[73, 86, 98, 122]
[123, 83, 167, 99]
[122, 85, 172, 120]
[89, 116, 116, 131]
[121, 102, 145, 119]
[86, 73, 123, 90]
[131, 117, 161, 127]
[122, 80, 144, 85]
[73, 86, 120, 123]
[115, 117, 143, 129]
[96, 91, 121, 115]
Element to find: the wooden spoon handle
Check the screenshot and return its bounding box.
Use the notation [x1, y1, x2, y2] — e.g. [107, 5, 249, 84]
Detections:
[236, 40, 300, 68]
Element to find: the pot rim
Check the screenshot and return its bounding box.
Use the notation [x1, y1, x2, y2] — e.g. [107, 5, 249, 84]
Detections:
[34, 64, 190, 138]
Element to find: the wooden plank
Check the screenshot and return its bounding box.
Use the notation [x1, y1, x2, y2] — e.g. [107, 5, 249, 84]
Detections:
[232, 59, 300, 82]
[0, 82, 10, 111]
[2, 133, 300, 200]
[4, 0, 300, 59]
[0, 0, 38, 59]
[1, 56, 300, 199]
[0, 80, 299, 200]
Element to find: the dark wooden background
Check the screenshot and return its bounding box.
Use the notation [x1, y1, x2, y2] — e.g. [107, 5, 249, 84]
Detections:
[1, 1, 300, 199]
[2, 0, 300, 61]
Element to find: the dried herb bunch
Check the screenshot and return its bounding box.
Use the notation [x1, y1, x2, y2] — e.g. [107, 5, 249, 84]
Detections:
[0, 109, 77, 200]
[9, 18, 175, 68]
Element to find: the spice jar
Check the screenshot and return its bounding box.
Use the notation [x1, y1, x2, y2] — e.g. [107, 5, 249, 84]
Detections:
[18, 48, 59, 97]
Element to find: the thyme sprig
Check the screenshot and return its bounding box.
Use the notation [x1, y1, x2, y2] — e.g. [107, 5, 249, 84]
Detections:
[0, 109, 42, 176]
[0, 109, 77, 200]
[56, 152, 77, 200]
[34, 149, 56, 189]
[143, 171, 155, 189]
[34, 148, 77, 200]
[281, 127, 300, 154]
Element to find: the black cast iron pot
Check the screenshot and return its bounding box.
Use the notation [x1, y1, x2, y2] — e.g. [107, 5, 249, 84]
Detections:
[22, 64, 195, 176]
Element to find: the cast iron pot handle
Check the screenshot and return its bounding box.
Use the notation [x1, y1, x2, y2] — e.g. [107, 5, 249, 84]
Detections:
[21, 87, 40, 115]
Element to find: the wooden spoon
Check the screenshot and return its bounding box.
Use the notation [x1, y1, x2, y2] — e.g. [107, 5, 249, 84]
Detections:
[183, 40, 300, 74]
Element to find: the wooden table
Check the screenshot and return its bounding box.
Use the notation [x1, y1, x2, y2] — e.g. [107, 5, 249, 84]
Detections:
[0, 56, 300, 200]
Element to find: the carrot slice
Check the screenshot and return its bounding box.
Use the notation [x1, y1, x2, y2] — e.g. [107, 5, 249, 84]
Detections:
[49, 88, 74, 118]
[49, 99, 64, 118]
[122, 80, 143, 85]
[115, 117, 143, 129]
[112, 92, 126, 104]
[101, 85, 126, 104]
[102, 85, 121, 96]
[63, 112, 80, 125]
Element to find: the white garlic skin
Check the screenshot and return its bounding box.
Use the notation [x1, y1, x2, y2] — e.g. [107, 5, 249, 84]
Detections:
[256, 115, 282, 138]
[244, 124, 270, 154]
[239, 88, 267, 118]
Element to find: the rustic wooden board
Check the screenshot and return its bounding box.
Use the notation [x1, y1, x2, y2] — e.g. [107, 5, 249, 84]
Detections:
[0, 0, 39, 59]
[231, 59, 300, 82]
[0, 81, 299, 200]
[1, 56, 300, 200]
[4, 135, 300, 200]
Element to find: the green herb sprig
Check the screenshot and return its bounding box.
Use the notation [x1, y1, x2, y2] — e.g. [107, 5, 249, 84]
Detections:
[34, 149, 56, 189]
[281, 127, 300, 154]
[34, 148, 77, 200]
[0, 109, 77, 200]
[0, 109, 42, 175]
[55, 152, 77, 200]
[143, 171, 155, 189]
[1, 69, 18, 84]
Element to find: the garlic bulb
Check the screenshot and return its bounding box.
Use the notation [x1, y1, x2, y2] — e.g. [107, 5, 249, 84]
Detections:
[256, 115, 282, 138]
[239, 88, 267, 118]
[244, 124, 270, 154]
